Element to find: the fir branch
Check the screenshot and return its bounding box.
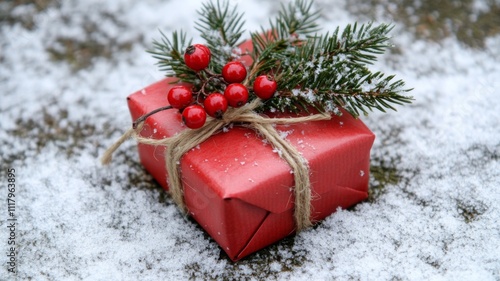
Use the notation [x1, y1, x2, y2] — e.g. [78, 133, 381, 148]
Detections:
[299, 22, 395, 67]
[275, 0, 320, 38]
[249, 0, 320, 77]
[338, 22, 394, 65]
[256, 22, 413, 116]
[147, 30, 197, 84]
[148, 0, 413, 118]
[195, 0, 246, 72]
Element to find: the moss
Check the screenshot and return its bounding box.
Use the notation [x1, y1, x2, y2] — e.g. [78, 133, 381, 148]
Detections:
[457, 201, 487, 223]
[4, 104, 163, 195]
[46, 32, 136, 71]
[9, 107, 98, 157]
[185, 234, 307, 280]
[346, 0, 500, 48]
[45, 12, 139, 71]
[369, 161, 402, 202]
[0, 0, 56, 29]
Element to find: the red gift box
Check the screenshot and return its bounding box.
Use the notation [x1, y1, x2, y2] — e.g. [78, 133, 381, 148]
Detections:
[127, 77, 375, 261]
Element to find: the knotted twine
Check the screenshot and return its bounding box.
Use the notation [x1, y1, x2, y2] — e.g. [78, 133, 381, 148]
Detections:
[101, 99, 331, 231]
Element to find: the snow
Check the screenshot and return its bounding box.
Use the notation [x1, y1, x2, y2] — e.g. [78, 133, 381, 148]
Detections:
[1, 0, 500, 280]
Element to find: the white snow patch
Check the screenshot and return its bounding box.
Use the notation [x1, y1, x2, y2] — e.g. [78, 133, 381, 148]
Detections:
[0, 0, 499, 280]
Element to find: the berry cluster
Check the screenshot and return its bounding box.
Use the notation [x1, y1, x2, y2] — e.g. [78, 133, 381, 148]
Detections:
[165, 44, 278, 129]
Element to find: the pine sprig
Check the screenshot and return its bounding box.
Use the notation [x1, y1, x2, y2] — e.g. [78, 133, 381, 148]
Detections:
[250, 0, 320, 76]
[147, 30, 196, 84]
[275, 0, 320, 38]
[195, 0, 246, 72]
[257, 22, 413, 117]
[148, 0, 413, 118]
[338, 22, 394, 65]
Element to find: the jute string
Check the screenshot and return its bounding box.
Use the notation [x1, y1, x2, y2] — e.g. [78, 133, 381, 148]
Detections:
[101, 99, 331, 231]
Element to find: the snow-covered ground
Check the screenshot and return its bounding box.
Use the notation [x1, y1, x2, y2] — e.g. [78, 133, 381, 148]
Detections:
[1, 0, 499, 280]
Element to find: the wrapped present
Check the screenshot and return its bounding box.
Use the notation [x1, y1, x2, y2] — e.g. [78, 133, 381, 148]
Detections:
[101, 0, 412, 262]
[126, 77, 374, 260]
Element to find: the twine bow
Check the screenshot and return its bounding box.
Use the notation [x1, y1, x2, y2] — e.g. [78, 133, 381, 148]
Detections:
[101, 99, 331, 231]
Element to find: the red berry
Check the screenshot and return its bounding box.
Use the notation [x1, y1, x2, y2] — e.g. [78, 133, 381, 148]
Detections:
[167, 85, 193, 109]
[184, 44, 211, 71]
[222, 61, 247, 83]
[182, 105, 207, 129]
[203, 93, 228, 118]
[253, 75, 277, 100]
[195, 44, 211, 56]
[224, 83, 249, 108]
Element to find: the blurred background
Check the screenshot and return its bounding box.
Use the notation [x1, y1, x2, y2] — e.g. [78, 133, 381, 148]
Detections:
[2, 0, 499, 69]
[1, 1, 499, 280]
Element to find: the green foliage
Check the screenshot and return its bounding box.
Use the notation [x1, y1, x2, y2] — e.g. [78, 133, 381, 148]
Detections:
[195, 0, 246, 72]
[250, 0, 320, 60]
[147, 30, 197, 84]
[149, 0, 413, 117]
[260, 22, 413, 116]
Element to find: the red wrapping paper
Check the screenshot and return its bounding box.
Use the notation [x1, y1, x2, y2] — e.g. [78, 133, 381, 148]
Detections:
[127, 78, 374, 260]
[126, 37, 373, 260]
